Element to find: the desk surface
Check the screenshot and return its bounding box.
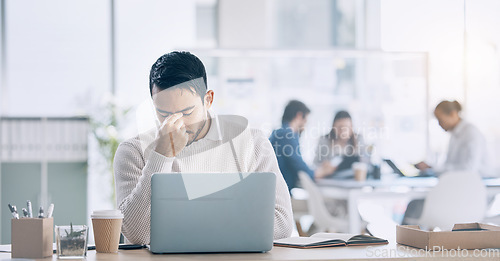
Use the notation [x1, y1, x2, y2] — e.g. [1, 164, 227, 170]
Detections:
[316, 177, 500, 189]
[1, 243, 500, 260]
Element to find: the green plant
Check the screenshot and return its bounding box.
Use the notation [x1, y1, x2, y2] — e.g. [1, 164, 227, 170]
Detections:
[90, 99, 131, 207]
[58, 223, 88, 257]
[65, 223, 86, 238]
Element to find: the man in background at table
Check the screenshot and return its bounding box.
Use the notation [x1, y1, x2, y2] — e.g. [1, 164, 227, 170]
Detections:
[269, 100, 331, 192]
[114, 51, 293, 245]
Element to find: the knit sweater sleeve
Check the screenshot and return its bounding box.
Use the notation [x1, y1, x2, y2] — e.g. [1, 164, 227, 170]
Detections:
[250, 129, 294, 240]
[114, 140, 174, 244]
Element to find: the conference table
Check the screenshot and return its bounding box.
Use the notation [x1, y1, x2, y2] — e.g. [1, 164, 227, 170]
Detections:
[316, 176, 500, 234]
[1, 242, 500, 260]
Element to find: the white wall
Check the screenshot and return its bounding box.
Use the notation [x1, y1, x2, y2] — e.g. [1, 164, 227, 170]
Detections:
[3, 0, 111, 116]
[115, 0, 196, 105]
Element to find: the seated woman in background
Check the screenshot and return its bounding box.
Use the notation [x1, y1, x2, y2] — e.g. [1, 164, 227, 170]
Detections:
[415, 100, 492, 177]
[314, 110, 367, 179]
[311, 110, 367, 220]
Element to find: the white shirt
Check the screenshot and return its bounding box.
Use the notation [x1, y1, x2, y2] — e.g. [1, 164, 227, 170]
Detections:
[438, 120, 492, 177]
[113, 114, 293, 244]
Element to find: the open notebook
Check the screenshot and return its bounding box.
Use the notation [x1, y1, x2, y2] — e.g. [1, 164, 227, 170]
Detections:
[273, 233, 388, 249]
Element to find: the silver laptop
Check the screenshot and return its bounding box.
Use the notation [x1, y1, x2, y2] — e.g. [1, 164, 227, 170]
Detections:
[149, 172, 276, 253]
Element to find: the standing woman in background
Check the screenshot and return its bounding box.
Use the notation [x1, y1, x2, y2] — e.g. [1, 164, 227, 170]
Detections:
[415, 100, 492, 177]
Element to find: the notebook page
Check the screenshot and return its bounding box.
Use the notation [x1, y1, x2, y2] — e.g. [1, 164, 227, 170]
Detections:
[274, 237, 336, 245]
[311, 233, 356, 242]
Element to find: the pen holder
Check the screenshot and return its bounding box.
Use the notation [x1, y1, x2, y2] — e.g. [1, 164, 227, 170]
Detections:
[11, 217, 53, 259]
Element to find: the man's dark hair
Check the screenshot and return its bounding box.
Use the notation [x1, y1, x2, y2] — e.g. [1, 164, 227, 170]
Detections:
[281, 100, 310, 124]
[149, 51, 207, 100]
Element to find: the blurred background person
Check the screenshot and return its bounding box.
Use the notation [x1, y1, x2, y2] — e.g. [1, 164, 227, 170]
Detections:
[416, 100, 492, 177]
[314, 110, 368, 179]
[270, 100, 329, 192]
[404, 100, 493, 225]
[312, 110, 368, 220]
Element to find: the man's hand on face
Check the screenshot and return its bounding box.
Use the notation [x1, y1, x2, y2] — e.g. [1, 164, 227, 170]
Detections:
[154, 113, 189, 157]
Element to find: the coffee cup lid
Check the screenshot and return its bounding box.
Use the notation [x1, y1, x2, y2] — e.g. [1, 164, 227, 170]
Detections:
[91, 210, 124, 219]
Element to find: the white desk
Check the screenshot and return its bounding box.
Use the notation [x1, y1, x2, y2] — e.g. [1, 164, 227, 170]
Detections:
[1, 243, 500, 260]
[316, 177, 500, 234]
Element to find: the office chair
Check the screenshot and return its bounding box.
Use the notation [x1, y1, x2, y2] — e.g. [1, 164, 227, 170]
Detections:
[418, 171, 487, 231]
[290, 188, 310, 236]
[298, 171, 349, 233]
[483, 193, 500, 225]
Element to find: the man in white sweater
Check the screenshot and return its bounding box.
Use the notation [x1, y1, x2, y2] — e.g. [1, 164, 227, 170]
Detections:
[113, 51, 293, 245]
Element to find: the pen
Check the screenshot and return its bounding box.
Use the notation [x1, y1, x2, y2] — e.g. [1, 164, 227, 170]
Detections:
[8, 204, 19, 219]
[47, 203, 54, 218]
[38, 206, 44, 218]
[27, 200, 33, 218]
[22, 208, 29, 217]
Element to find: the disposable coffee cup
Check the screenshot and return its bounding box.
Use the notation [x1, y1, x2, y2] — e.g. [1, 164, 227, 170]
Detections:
[91, 210, 123, 253]
[352, 162, 368, 182]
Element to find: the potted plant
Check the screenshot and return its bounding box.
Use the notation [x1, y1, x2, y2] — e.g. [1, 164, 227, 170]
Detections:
[55, 223, 88, 259]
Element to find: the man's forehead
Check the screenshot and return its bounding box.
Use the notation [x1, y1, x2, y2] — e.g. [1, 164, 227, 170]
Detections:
[151, 77, 205, 110]
[152, 88, 201, 114]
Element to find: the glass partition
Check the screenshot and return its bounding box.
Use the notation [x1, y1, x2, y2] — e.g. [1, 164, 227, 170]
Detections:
[193, 49, 428, 165]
